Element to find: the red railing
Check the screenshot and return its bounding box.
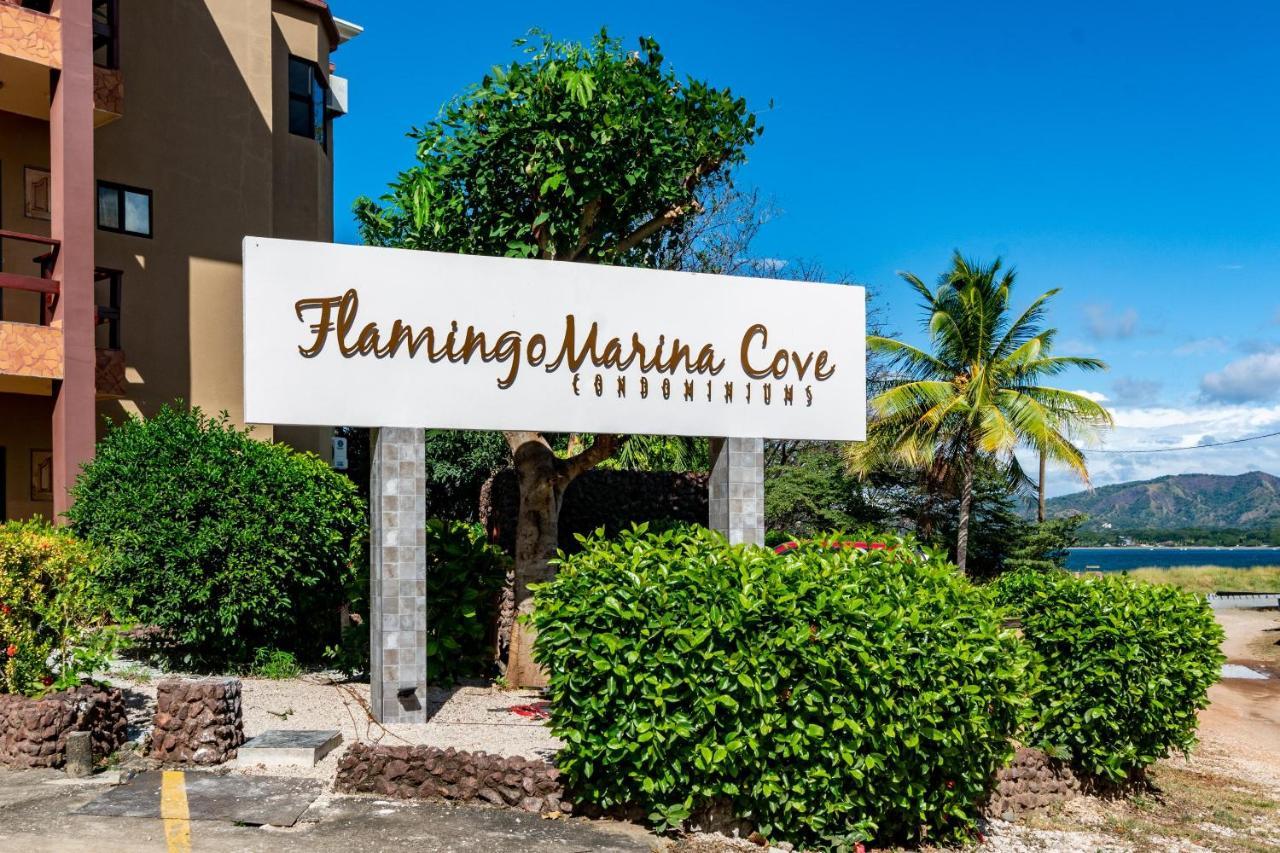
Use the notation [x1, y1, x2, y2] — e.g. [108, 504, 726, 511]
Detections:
[2, 230, 120, 342]
[0, 229, 61, 299]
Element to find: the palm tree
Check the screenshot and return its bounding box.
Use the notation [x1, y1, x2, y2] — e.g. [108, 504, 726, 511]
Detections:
[847, 252, 1112, 573]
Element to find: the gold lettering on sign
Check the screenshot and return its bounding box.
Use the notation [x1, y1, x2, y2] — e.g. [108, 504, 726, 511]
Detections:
[291, 290, 839, 402]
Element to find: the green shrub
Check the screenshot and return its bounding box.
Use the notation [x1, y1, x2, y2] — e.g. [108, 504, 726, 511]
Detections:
[68, 404, 366, 670]
[991, 568, 1224, 782]
[251, 648, 302, 680]
[0, 520, 120, 696]
[533, 525, 1032, 848]
[426, 519, 508, 684]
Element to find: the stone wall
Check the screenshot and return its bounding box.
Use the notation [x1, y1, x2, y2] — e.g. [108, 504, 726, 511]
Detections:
[0, 321, 64, 380]
[0, 2, 61, 68]
[150, 678, 244, 765]
[480, 468, 709, 556]
[985, 747, 1082, 820]
[335, 743, 569, 815]
[0, 684, 127, 769]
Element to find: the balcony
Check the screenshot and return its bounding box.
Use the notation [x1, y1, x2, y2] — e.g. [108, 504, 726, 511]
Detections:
[0, 0, 122, 125]
[0, 229, 126, 399]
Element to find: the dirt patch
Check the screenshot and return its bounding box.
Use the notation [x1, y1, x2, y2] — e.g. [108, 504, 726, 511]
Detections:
[1214, 609, 1280, 664]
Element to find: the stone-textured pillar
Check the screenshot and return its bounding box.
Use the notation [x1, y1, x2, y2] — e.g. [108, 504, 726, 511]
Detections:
[50, 0, 97, 520]
[369, 427, 427, 723]
[708, 437, 765, 545]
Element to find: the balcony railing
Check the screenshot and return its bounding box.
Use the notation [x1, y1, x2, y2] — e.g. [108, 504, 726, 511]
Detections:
[0, 229, 125, 396]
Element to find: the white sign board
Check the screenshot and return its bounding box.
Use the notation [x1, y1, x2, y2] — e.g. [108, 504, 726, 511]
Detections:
[243, 238, 865, 440]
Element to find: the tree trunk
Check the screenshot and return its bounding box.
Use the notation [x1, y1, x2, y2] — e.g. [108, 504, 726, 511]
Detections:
[955, 457, 975, 575]
[505, 439, 566, 689]
[502, 431, 625, 688]
[1037, 451, 1047, 523]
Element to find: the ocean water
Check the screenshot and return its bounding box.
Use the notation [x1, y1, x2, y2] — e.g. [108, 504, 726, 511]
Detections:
[1065, 547, 1280, 572]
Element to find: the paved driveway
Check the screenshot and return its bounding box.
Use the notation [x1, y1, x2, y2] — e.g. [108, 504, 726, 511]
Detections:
[0, 768, 661, 853]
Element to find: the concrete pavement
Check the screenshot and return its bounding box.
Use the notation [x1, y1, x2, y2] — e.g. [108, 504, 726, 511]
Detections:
[0, 768, 662, 852]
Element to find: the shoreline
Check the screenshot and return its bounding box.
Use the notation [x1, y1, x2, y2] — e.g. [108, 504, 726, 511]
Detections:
[1070, 545, 1280, 551]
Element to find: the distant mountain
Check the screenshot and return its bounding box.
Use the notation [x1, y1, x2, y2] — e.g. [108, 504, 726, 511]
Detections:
[1045, 471, 1280, 535]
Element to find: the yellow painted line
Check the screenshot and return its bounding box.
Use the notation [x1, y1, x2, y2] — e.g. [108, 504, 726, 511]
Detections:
[160, 770, 192, 853]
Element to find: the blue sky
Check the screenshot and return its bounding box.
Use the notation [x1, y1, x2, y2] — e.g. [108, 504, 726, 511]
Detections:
[327, 0, 1280, 495]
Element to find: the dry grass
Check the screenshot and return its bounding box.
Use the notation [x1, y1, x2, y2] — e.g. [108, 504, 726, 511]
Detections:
[1025, 763, 1280, 852]
[1125, 565, 1280, 595]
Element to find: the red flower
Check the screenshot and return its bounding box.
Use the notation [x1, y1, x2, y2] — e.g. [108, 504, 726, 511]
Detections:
[5, 644, 16, 658]
[0, 604, 10, 615]
[41, 675, 54, 687]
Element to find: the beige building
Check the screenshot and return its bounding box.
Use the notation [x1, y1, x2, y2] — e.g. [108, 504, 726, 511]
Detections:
[0, 0, 359, 520]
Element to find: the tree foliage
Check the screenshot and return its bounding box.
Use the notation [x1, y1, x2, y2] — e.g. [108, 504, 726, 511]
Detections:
[355, 29, 762, 264]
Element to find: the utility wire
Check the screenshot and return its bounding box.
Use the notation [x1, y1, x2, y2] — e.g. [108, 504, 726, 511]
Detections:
[1089, 429, 1280, 454]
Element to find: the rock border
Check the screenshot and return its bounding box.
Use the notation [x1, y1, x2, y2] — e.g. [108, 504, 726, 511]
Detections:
[335, 743, 569, 814]
[0, 684, 128, 769]
[985, 746, 1082, 820]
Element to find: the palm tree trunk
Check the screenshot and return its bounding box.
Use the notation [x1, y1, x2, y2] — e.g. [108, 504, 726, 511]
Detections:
[1037, 451, 1047, 523]
[956, 458, 975, 575]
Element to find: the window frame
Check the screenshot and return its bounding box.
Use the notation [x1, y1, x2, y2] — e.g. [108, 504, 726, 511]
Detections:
[95, 267, 123, 350]
[91, 0, 119, 70]
[96, 180, 152, 239]
[287, 55, 328, 146]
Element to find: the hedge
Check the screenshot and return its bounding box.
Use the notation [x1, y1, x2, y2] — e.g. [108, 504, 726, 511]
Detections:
[68, 405, 366, 670]
[532, 525, 1032, 848]
[991, 568, 1224, 782]
[0, 520, 118, 696]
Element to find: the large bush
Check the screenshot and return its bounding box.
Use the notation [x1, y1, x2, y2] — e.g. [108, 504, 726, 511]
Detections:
[0, 520, 118, 696]
[991, 569, 1224, 782]
[533, 525, 1033, 848]
[68, 405, 366, 670]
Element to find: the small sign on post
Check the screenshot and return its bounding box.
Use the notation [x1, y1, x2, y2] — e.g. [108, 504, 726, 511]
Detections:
[331, 435, 348, 471]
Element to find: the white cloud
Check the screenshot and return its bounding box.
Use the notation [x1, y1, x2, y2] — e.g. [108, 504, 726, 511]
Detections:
[1071, 389, 1108, 402]
[1201, 352, 1280, 402]
[1032, 401, 1280, 497]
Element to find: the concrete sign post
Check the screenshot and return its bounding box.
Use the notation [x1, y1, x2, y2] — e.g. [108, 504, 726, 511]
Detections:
[243, 237, 866, 721]
[708, 438, 765, 545]
[368, 427, 428, 722]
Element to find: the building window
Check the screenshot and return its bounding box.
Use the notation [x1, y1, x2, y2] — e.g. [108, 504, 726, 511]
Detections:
[96, 181, 151, 238]
[288, 56, 327, 145]
[92, 0, 119, 69]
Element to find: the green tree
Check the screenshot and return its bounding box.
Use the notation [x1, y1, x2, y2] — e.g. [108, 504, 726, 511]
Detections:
[356, 30, 761, 684]
[847, 252, 1112, 573]
[67, 405, 365, 669]
[1006, 515, 1086, 573]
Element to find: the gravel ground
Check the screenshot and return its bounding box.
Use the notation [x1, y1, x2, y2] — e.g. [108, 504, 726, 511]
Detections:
[103, 666, 560, 781]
